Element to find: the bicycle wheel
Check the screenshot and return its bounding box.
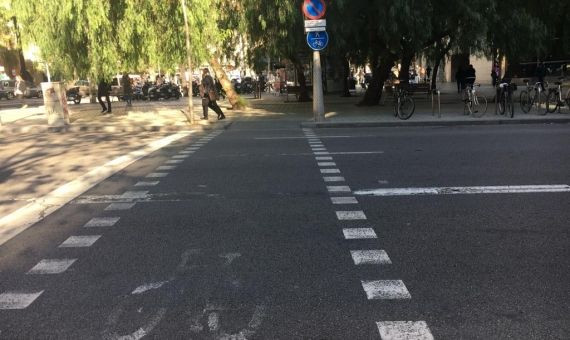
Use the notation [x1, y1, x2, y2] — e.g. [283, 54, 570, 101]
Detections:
[508, 94, 514, 118]
[463, 100, 472, 116]
[472, 95, 488, 118]
[520, 91, 532, 113]
[546, 91, 558, 113]
[397, 96, 415, 120]
[498, 92, 506, 115]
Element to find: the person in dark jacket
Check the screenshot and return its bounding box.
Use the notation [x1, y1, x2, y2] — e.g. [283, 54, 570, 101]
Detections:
[200, 68, 225, 120]
[464, 64, 476, 88]
[121, 72, 132, 107]
[455, 67, 464, 93]
[98, 79, 111, 114]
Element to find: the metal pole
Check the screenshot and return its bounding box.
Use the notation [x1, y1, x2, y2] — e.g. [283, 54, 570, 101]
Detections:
[437, 90, 441, 118]
[181, 0, 194, 125]
[313, 51, 325, 122]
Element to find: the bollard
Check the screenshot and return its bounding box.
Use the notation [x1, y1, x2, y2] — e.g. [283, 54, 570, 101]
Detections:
[437, 90, 441, 118]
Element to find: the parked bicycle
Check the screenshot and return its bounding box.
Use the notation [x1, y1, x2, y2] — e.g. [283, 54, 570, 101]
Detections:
[462, 83, 487, 117]
[519, 79, 548, 114]
[546, 77, 570, 113]
[497, 81, 516, 118]
[393, 86, 415, 120]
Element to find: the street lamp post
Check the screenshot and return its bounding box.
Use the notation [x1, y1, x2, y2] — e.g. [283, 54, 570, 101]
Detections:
[181, 0, 194, 125]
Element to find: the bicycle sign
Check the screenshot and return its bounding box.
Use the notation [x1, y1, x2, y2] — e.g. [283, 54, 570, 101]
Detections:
[302, 0, 326, 20]
[306, 31, 329, 51]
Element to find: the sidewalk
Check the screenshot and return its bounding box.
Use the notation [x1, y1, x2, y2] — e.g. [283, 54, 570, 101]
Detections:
[0, 98, 230, 135]
[242, 83, 570, 128]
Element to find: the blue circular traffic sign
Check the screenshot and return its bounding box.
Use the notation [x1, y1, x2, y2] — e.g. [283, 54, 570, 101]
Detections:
[302, 0, 326, 20]
[306, 31, 329, 51]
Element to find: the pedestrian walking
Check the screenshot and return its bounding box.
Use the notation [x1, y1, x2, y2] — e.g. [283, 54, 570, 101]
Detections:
[97, 78, 112, 114]
[200, 68, 225, 120]
[121, 72, 132, 107]
[14, 75, 26, 100]
[491, 62, 500, 87]
[455, 66, 465, 93]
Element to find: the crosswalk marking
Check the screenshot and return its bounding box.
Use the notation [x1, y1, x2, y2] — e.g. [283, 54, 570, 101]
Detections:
[0, 291, 44, 310]
[135, 181, 159, 187]
[105, 203, 136, 211]
[165, 160, 183, 164]
[146, 172, 169, 178]
[336, 211, 367, 220]
[27, 259, 77, 274]
[361, 280, 411, 300]
[343, 228, 377, 239]
[350, 250, 392, 265]
[321, 168, 340, 174]
[327, 186, 351, 193]
[315, 156, 333, 161]
[120, 191, 148, 199]
[59, 235, 101, 248]
[323, 176, 345, 182]
[84, 217, 120, 228]
[331, 197, 358, 204]
[376, 321, 434, 340]
[318, 162, 337, 167]
[157, 165, 176, 171]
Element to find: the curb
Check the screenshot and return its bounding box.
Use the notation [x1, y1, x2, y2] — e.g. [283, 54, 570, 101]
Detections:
[301, 117, 570, 129]
[0, 121, 232, 135]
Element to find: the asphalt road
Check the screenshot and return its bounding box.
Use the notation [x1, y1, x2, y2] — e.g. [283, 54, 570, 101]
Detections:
[0, 120, 568, 339]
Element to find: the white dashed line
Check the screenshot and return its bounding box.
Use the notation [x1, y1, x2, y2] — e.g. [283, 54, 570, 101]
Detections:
[376, 321, 434, 340]
[178, 151, 194, 154]
[27, 259, 77, 274]
[314, 152, 330, 155]
[318, 162, 337, 167]
[331, 197, 358, 204]
[59, 235, 101, 248]
[84, 217, 120, 227]
[354, 184, 570, 196]
[146, 173, 169, 178]
[316, 157, 333, 161]
[172, 155, 189, 159]
[0, 291, 44, 310]
[350, 250, 392, 265]
[105, 203, 136, 211]
[186, 147, 200, 151]
[165, 160, 183, 164]
[312, 148, 326, 151]
[336, 211, 367, 220]
[327, 186, 351, 193]
[320, 168, 340, 174]
[157, 165, 176, 171]
[361, 280, 411, 300]
[135, 181, 159, 187]
[343, 228, 377, 239]
[120, 191, 148, 199]
[323, 176, 345, 182]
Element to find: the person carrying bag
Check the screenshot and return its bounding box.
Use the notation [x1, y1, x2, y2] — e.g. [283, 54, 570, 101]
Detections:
[200, 68, 225, 120]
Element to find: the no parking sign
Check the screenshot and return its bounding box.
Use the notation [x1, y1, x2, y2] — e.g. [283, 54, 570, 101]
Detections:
[302, 0, 326, 20]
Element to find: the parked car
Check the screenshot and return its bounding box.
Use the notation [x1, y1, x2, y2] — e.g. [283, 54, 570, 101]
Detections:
[24, 82, 43, 98]
[0, 80, 16, 99]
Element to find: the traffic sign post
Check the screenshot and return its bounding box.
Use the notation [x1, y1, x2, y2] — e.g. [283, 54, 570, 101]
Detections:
[302, 0, 328, 122]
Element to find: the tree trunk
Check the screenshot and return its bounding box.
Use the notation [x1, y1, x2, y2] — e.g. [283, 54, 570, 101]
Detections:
[209, 57, 245, 109]
[293, 61, 311, 102]
[341, 56, 351, 97]
[359, 53, 395, 106]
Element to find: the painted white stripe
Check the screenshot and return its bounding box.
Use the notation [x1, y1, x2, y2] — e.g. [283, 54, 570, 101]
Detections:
[320, 169, 340, 174]
[327, 186, 351, 193]
[323, 176, 345, 182]
[59, 235, 101, 248]
[165, 160, 183, 164]
[132, 281, 169, 295]
[350, 250, 391, 265]
[378, 180, 390, 185]
[255, 136, 352, 140]
[105, 203, 136, 211]
[343, 228, 377, 239]
[27, 259, 77, 274]
[157, 165, 176, 171]
[331, 197, 358, 204]
[0, 132, 192, 247]
[84, 217, 120, 227]
[120, 191, 148, 199]
[354, 184, 570, 197]
[135, 181, 159, 187]
[146, 172, 168, 178]
[310, 145, 325, 148]
[377, 321, 434, 340]
[0, 291, 44, 309]
[178, 151, 194, 155]
[312, 148, 326, 151]
[316, 156, 333, 161]
[336, 211, 367, 220]
[186, 147, 200, 151]
[314, 151, 330, 155]
[361, 280, 411, 300]
[172, 155, 189, 159]
[328, 151, 384, 155]
[318, 162, 336, 167]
